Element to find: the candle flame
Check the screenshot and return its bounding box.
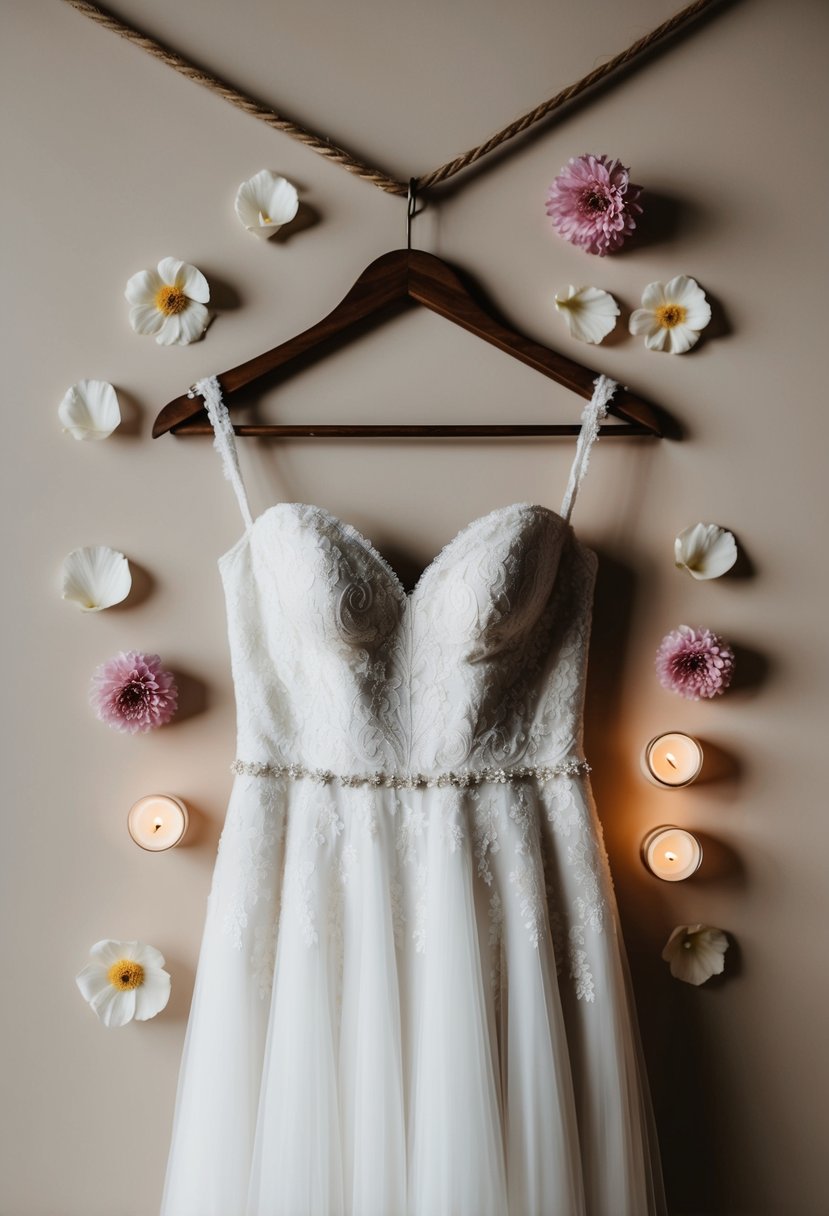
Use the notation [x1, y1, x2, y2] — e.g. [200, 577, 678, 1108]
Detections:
[665, 850, 677, 862]
[665, 752, 678, 769]
[153, 818, 164, 832]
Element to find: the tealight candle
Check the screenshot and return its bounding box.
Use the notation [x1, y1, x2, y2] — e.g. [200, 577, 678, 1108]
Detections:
[127, 794, 188, 851]
[641, 732, 703, 788]
[641, 826, 702, 881]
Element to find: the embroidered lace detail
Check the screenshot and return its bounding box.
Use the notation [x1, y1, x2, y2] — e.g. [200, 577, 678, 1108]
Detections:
[231, 757, 591, 788]
[559, 374, 617, 524]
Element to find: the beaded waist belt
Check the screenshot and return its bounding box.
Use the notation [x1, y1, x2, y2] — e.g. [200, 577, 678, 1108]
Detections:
[231, 758, 591, 790]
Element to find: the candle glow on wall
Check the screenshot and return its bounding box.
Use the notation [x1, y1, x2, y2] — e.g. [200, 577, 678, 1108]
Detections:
[127, 794, 188, 851]
[641, 732, 703, 788]
[641, 825, 702, 882]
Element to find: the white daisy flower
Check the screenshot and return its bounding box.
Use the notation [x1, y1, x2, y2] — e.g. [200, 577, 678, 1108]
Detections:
[235, 170, 299, 238]
[61, 546, 132, 611]
[675, 523, 738, 580]
[554, 285, 619, 344]
[662, 924, 729, 986]
[629, 274, 711, 353]
[58, 379, 121, 440]
[75, 939, 171, 1027]
[125, 257, 210, 346]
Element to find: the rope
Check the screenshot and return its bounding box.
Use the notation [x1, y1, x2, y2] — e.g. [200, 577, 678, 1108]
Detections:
[64, 0, 720, 198]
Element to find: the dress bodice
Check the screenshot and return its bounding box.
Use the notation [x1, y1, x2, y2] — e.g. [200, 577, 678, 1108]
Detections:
[196, 374, 617, 779]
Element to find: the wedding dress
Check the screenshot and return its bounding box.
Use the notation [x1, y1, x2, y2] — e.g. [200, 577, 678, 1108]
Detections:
[160, 373, 665, 1216]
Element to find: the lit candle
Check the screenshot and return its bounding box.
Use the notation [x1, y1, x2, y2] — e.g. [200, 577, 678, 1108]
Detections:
[127, 794, 188, 851]
[641, 732, 703, 788]
[641, 826, 702, 881]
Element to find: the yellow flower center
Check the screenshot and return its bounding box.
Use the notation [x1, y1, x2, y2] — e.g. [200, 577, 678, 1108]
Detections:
[154, 284, 188, 316]
[655, 303, 687, 329]
[107, 959, 145, 990]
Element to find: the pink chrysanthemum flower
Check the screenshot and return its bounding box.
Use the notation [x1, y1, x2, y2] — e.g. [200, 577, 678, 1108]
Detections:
[545, 153, 643, 256]
[90, 651, 178, 733]
[655, 625, 735, 701]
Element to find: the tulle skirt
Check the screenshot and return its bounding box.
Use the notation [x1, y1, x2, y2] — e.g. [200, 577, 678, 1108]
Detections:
[160, 770, 665, 1216]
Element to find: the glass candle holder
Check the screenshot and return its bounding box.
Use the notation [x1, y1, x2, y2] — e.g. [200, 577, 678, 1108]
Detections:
[641, 732, 703, 788]
[127, 794, 188, 851]
[641, 825, 702, 881]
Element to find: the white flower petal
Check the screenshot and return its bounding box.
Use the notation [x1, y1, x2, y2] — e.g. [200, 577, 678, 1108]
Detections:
[662, 924, 729, 986]
[235, 170, 299, 237]
[125, 268, 163, 306]
[134, 971, 172, 1021]
[155, 315, 184, 346]
[157, 257, 185, 287]
[666, 324, 699, 354]
[75, 963, 110, 1003]
[61, 545, 131, 611]
[175, 302, 209, 344]
[93, 986, 136, 1027]
[58, 380, 121, 440]
[628, 308, 656, 336]
[177, 262, 210, 303]
[640, 281, 666, 310]
[664, 274, 703, 306]
[645, 326, 670, 351]
[682, 299, 712, 330]
[555, 285, 618, 344]
[675, 523, 737, 579]
[129, 942, 167, 969]
[129, 304, 164, 336]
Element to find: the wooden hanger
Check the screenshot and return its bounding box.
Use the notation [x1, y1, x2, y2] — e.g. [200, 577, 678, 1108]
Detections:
[153, 188, 661, 440]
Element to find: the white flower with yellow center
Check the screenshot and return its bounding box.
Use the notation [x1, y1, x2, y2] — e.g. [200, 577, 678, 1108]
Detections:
[235, 170, 299, 238]
[662, 924, 729, 985]
[125, 257, 210, 346]
[75, 939, 171, 1027]
[629, 274, 711, 353]
[554, 285, 619, 344]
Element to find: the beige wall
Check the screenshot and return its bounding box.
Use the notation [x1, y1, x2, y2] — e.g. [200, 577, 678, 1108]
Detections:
[2, 1, 827, 1212]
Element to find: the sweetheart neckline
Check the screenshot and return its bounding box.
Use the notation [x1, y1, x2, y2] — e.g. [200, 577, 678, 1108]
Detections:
[217, 500, 578, 599]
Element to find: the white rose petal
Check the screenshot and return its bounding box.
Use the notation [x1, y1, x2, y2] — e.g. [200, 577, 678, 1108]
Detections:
[675, 523, 738, 580]
[235, 170, 299, 238]
[555, 285, 619, 345]
[58, 380, 121, 440]
[61, 545, 132, 611]
[662, 924, 729, 985]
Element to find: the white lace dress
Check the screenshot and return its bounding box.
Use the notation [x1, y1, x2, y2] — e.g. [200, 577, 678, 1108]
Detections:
[160, 375, 665, 1216]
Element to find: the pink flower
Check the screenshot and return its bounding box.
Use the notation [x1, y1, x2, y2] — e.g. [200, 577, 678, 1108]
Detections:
[656, 625, 735, 700]
[90, 651, 178, 733]
[545, 153, 643, 256]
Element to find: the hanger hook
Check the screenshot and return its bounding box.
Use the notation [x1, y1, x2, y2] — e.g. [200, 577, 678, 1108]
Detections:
[407, 178, 419, 250]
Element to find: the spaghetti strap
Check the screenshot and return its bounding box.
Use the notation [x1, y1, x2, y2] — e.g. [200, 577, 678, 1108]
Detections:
[559, 374, 618, 524]
[191, 376, 254, 529]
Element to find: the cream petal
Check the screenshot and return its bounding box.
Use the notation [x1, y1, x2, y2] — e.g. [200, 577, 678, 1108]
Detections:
[61, 545, 131, 611]
[664, 274, 703, 305]
[155, 314, 184, 346]
[93, 986, 136, 1027]
[666, 324, 699, 354]
[129, 942, 166, 969]
[555, 285, 618, 344]
[675, 523, 737, 579]
[125, 268, 163, 306]
[134, 971, 172, 1021]
[683, 299, 712, 330]
[157, 256, 185, 287]
[177, 262, 210, 303]
[662, 924, 729, 985]
[640, 281, 666, 310]
[628, 308, 656, 336]
[58, 380, 121, 440]
[75, 963, 110, 1003]
[175, 302, 209, 344]
[645, 326, 670, 351]
[235, 170, 299, 237]
[129, 304, 164, 336]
